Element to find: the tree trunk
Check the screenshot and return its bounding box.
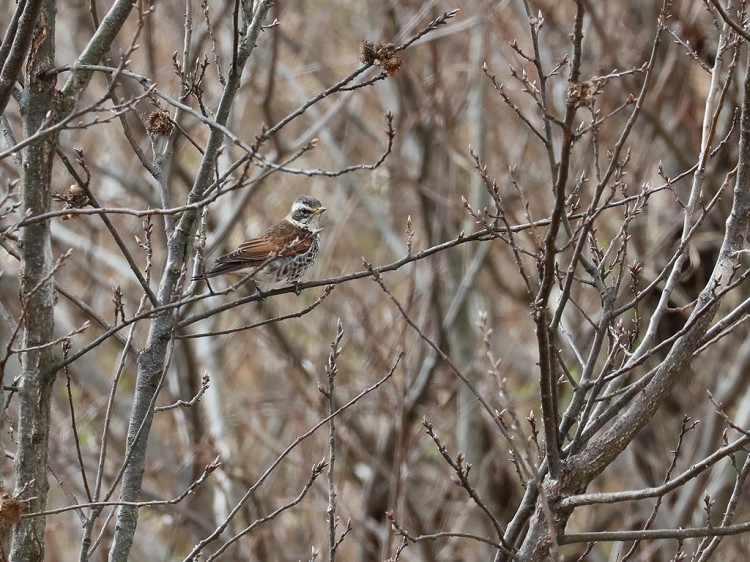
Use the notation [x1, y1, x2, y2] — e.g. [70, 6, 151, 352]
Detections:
[11, 1, 58, 560]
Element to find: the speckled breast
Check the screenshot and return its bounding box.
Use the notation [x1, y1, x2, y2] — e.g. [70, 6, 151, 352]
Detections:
[273, 236, 320, 283]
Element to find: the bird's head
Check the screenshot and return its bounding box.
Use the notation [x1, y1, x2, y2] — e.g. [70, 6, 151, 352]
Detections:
[288, 195, 326, 230]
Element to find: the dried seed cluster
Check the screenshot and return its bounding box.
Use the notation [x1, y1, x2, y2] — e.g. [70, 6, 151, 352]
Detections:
[53, 184, 90, 220]
[145, 110, 173, 136]
[360, 41, 402, 76]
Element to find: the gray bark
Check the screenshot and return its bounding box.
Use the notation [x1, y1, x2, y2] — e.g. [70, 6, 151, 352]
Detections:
[10, 1, 58, 560]
[0, 0, 43, 116]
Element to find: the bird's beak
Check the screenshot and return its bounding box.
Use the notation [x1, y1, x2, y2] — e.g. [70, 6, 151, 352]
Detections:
[313, 207, 326, 215]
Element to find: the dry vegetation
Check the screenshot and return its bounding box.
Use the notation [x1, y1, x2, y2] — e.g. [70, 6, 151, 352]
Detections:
[3, 0, 750, 561]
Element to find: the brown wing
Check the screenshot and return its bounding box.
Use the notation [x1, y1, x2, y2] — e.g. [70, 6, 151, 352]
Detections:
[203, 222, 315, 278]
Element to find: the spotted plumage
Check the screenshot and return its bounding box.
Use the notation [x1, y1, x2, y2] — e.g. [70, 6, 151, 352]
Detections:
[196, 196, 326, 285]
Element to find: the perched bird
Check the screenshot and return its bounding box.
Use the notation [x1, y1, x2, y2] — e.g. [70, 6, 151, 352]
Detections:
[195, 195, 326, 288]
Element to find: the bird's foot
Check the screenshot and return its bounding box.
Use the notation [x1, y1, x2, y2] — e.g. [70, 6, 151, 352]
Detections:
[253, 281, 267, 302]
[293, 282, 302, 296]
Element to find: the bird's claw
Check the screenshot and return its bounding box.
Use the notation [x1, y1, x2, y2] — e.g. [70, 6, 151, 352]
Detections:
[253, 281, 267, 302]
[293, 282, 302, 296]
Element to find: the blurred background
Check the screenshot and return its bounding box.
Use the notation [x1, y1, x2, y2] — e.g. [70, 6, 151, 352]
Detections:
[2, 0, 749, 560]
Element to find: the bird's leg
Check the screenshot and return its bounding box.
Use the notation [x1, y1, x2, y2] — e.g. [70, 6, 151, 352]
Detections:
[293, 281, 302, 296]
[253, 281, 267, 302]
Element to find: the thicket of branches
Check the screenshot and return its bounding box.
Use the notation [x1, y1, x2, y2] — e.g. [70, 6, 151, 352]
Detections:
[3, 0, 750, 561]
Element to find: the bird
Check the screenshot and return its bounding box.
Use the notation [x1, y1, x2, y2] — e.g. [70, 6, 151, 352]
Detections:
[194, 195, 326, 290]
